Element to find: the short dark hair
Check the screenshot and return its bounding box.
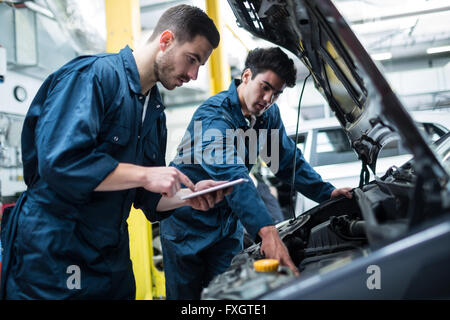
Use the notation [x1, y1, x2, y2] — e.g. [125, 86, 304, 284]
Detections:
[243, 47, 297, 87]
[149, 4, 220, 49]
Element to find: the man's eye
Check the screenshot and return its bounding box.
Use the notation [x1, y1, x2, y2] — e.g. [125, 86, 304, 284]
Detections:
[187, 56, 195, 64]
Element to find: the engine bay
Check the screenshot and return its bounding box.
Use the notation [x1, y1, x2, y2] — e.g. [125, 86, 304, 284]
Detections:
[202, 162, 428, 299]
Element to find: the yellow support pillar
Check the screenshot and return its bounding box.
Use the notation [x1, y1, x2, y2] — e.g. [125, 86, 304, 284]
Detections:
[127, 206, 154, 300]
[205, 0, 231, 95]
[127, 206, 166, 300]
[104, 0, 165, 300]
[104, 0, 141, 52]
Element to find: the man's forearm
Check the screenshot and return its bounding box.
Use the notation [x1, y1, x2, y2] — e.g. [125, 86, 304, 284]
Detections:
[94, 163, 147, 191]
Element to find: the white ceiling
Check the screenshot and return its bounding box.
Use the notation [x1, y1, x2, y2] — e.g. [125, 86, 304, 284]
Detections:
[136, 0, 450, 105]
[333, 0, 450, 59]
[138, 0, 450, 62]
[7, 0, 447, 103]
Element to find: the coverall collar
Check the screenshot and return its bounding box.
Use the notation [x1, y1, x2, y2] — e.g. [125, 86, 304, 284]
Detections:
[121, 45, 165, 111]
[120, 45, 142, 95]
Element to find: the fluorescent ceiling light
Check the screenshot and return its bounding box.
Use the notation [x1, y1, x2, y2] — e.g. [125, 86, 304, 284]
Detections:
[371, 52, 392, 60]
[426, 45, 450, 54]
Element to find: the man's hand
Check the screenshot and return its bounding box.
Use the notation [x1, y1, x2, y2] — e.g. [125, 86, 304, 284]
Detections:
[186, 180, 233, 211]
[95, 163, 195, 198]
[142, 167, 195, 197]
[258, 225, 300, 276]
[331, 187, 353, 199]
[156, 179, 233, 212]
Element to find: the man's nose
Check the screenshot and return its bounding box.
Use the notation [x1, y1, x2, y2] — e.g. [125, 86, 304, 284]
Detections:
[187, 66, 199, 81]
[263, 91, 275, 104]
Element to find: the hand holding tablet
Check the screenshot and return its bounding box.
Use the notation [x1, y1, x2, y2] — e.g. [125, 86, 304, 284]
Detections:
[180, 178, 249, 200]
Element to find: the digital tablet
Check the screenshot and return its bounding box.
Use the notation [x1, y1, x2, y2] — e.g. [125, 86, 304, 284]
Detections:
[180, 178, 249, 200]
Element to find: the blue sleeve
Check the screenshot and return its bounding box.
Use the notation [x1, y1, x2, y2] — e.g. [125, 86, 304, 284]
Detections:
[35, 70, 119, 204]
[134, 189, 168, 222]
[268, 106, 335, 203]
[192, 117, 275, 239]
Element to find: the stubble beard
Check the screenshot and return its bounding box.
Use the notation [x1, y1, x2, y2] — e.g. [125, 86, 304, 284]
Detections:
[154, 49, 177, 90]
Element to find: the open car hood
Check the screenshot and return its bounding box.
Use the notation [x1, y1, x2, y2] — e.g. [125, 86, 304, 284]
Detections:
[227, 0, 448, 181]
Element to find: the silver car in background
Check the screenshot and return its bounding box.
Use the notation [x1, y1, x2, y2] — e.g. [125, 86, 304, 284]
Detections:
[258, 113, 449, 217]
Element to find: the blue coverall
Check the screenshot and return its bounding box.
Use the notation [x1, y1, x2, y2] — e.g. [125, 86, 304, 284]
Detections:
[0, 46, 168, 299]
[161, 79, 336, 299]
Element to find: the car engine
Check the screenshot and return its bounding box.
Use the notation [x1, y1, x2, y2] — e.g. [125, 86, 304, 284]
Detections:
[202, 160, 445, 299]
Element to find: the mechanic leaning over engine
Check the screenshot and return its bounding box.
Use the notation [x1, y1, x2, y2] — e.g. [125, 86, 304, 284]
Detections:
[161, 47, 353, 300]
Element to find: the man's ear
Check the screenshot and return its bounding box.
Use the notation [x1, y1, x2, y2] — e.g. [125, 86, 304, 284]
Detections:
[159, 30, 174, 51]
[241, 68, 252, 84]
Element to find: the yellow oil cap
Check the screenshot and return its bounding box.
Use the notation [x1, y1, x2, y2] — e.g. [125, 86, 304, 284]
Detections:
[253, 259, 279, 272]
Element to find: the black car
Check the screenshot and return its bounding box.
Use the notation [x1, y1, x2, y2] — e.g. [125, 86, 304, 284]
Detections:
[202, 0, 450, 299]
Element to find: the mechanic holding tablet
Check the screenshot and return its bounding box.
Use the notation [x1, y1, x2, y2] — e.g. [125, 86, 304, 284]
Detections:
[0, 5, 230, 300]
[160, 47, 353, 300]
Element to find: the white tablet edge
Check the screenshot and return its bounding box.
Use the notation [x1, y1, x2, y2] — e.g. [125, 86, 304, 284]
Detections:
[180, 178, 249, 200]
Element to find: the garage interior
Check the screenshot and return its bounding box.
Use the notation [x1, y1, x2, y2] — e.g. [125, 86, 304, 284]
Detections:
[0, 0, 449, 300]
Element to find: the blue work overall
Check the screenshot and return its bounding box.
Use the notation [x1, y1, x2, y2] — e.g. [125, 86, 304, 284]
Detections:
[0, 46, 168, 299]
[161, 79, 335, 299]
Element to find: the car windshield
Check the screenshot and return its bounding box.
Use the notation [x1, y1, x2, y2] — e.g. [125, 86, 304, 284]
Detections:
[313, 128, 356, 166]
